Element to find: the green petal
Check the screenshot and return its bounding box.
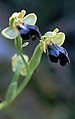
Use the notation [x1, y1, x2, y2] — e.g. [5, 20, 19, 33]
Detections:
[18, 10, 26, 19]
[22, 13, 37, 25]
[22, 42, 29, 48]
[1, 27, 19, 39]
[52, 32, 65, 46]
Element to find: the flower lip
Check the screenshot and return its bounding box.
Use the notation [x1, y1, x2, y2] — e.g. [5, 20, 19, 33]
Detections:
[48, 43, 70, 66]
[16, 23, 41, 40]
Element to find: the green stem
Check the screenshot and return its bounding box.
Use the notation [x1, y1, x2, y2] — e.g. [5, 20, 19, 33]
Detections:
[11, 72, 20, 83]
[15, 35, 28, 73]
[16, 43, 43, 96]
[16, 72, 31, 96]
[0, 43, 43, 110]
[19, 52, 28, 73]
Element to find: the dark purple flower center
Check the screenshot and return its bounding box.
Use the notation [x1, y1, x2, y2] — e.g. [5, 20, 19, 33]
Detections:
[16, 23, 41, 40]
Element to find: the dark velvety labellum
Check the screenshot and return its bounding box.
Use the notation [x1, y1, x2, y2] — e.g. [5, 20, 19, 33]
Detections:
[49, 54, 58, 63]
[16, 23, 41, 40]
[48, 43, 70, 66]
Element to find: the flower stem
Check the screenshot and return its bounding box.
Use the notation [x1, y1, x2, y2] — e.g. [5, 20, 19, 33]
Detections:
[16, 43, 43, 96]
[19, 52, 28, 73]
[15, 36, 28, 73]
[0, 43, 43, 110]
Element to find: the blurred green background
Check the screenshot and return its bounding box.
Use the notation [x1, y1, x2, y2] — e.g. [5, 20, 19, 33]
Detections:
[0, 0, 75, 119]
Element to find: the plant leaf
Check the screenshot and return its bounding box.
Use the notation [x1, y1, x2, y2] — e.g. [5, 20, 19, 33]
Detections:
[5, 82, 17, 102]
[52, 32, 65, 46]
[29, 43, 43, 73]
[22, 13, 37, 25]
[1, 27, 19, 39]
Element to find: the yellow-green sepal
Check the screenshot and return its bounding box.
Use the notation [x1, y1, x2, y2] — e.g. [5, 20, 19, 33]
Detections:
[52, 32, 65, 46]
[22, 13, 37, 25]
[1, 27, 19, 39]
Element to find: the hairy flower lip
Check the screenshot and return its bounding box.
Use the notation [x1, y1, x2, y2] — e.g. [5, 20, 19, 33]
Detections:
[16, 23, 41, 40]
[48, 43, 70, 66]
